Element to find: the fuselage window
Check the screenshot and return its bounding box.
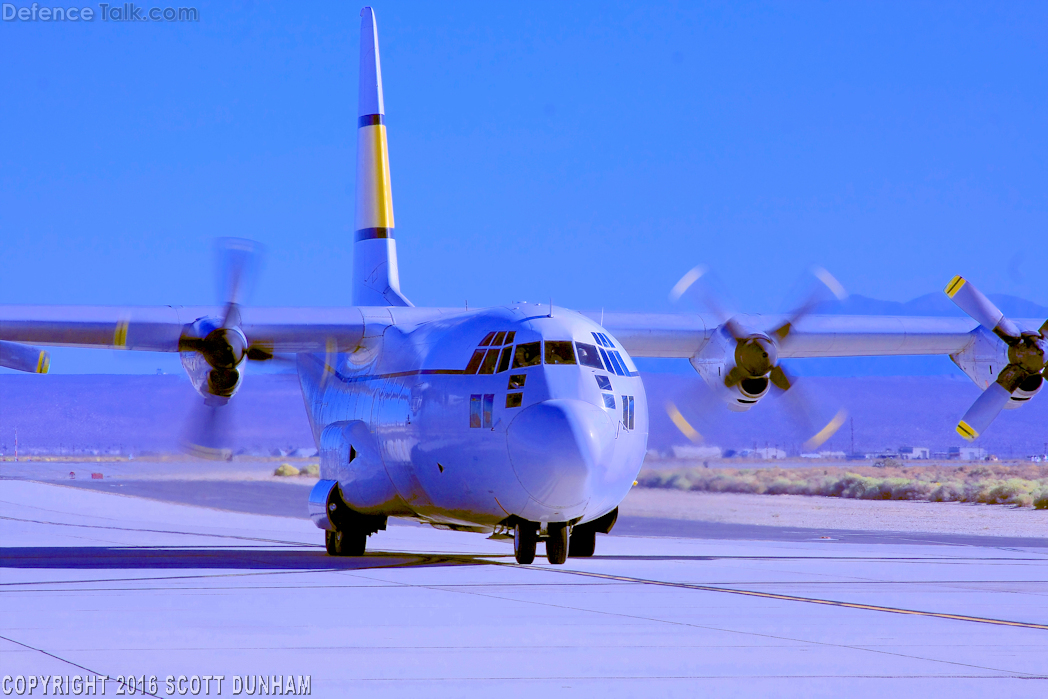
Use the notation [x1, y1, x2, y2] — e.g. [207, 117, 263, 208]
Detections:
[620, 395, 635, 429]
[544, 341, 576, 365]
[595, 375, 612, 391]
[602, 393, 616, 409]
[493, 331, 507, 346]
[483, 393, 494, 427]
[465, 349, 485, 373]
[478, 348, 500, 374]
[513, 342, 542, 368]
[497, 347, 513, 373]
[471, 393, 494, 427]
[508, 374, 526, 389]
[480, 331, 497, 346]
[506, 392, 523, 408]
[575, 342, 604, 369]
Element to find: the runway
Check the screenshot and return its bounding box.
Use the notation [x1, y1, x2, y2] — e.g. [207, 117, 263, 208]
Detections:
[2, 479, 1047, 698]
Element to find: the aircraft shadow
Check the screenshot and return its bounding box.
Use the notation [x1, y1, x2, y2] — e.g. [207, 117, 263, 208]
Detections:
[0, 547, 494, 572]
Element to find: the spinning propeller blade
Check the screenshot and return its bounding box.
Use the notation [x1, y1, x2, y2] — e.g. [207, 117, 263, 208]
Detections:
[955, 382, 1012, 441]
[180, 238, 267, 459]
[945, 276, 1021, 343]
[668, 266, 849, 450]
[945, 276, 1047, 441]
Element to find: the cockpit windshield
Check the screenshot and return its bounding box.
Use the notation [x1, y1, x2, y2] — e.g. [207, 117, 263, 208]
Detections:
[544, 341, 576, 365]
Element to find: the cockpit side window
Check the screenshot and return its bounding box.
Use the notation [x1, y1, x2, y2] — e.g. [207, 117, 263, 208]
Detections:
[478, 348, 500, 374]
[465, 349, 485, 374]
[497, 347, 513, 373]
[544, 341, 576, 365]
[575, 342, 604, 369]
[512, 342, 542, 368]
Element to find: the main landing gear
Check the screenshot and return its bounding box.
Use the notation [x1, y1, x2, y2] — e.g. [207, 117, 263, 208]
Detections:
[325, 528, 367, 557]
[319, 484, 387, 557]
[511, 521, 574, 565]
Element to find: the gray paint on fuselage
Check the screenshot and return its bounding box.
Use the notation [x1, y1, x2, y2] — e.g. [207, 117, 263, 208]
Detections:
[296, 303, 648, 530]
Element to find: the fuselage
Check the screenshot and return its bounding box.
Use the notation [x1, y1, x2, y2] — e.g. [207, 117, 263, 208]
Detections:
[296, 302, 648, 529]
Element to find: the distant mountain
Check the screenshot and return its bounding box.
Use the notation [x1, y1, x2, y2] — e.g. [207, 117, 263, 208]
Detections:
[819, 293, 1048, 319]
[2, 374, 1045, 460]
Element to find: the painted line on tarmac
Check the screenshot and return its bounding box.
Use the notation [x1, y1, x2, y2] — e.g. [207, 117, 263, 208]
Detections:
[530, 566, 1048, 631]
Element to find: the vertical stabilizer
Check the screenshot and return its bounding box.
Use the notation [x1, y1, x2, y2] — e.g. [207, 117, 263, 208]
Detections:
[352, 7, 411, 307]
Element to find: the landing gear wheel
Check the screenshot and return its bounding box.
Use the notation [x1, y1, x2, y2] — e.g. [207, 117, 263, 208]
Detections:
[568, 528, 596, 558]
[514, 522, 538, 564]
[325, 529, 367, 557]
[546, 522, 569, 565]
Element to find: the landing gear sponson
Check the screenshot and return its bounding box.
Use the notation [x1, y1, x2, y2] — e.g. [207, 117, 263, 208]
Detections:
[310, 480, 386, 557]
[512, 509, 619, 564]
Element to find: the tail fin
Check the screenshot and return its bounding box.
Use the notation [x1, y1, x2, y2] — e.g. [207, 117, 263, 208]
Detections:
[352, 7, 411, 307]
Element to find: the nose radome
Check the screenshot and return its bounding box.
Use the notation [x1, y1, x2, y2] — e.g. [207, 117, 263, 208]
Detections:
[506, 398, 614, 509]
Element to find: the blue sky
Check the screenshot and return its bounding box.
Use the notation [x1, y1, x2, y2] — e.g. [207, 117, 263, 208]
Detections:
[1, 1, 1045, 373]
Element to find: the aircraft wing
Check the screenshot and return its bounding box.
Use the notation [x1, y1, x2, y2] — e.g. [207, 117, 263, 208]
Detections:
[0, 305, 455, 354]
[591, 311, 1044, 359]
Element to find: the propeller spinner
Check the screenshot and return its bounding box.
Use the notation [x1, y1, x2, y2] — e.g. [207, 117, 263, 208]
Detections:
[945, 276, 1047, 441]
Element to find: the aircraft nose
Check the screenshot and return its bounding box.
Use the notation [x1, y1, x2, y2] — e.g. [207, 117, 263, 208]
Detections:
[506, 398, 614, 509]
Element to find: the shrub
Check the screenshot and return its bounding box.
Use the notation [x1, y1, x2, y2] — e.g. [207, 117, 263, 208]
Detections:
[929, 482, 964, 502]
[273, 463, 300, 477]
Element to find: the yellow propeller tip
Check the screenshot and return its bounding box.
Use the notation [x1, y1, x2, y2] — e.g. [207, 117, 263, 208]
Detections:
[955, 421, 978, 442]
[944, 276, 966, 298]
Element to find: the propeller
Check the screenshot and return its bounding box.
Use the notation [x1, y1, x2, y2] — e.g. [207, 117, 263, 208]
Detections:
[945, 276, 1047, 441]
[178, 238, 266, 459]
[668, 266, 848, 450]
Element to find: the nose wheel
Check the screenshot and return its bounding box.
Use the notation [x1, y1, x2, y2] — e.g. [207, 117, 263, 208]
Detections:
[514, 522, 538, 564]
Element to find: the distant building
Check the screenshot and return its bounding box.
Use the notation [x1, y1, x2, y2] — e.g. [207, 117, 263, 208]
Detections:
[898, 446, 930, 460]
[819, 450, 847, 460]
[948, 446, 988, 461]
[753, 447, 786, 460]
[671, 445, 722, 459]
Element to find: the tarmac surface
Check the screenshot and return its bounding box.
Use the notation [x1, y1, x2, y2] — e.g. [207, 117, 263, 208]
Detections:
[2, 478, 1047, 698]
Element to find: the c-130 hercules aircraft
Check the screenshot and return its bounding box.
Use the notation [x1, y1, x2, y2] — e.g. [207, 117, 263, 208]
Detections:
[2, 8, 1046, 564]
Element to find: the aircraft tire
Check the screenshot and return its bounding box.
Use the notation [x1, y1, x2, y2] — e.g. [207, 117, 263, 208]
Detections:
[326, 529, 367, 557]
[568, 528, 596, 558]
[514, 522, 537, 564]
[546, 522, 569, 565]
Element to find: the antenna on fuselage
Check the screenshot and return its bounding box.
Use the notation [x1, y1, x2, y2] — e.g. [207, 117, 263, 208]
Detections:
[549, 297, 553, 318]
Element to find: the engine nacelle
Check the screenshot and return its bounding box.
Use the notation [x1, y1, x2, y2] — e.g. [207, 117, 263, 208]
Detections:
[1005, 373, 1043, 410]
[689, 331, 772, 412]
